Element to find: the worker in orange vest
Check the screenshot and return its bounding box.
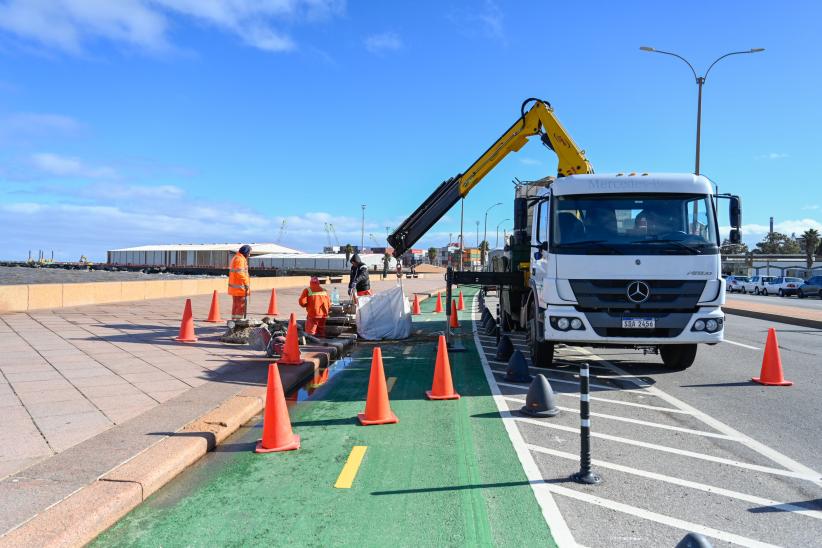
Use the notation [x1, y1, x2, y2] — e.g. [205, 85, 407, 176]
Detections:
[299, 276, 331, 337]
[228, 245, 252, 320]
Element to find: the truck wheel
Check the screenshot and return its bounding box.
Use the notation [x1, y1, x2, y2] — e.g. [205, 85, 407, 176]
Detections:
[528, 300, 554, 368]
[659, 344, 697, 370]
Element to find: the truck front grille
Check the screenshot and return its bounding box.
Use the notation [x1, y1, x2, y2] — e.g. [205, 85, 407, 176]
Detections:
[569, 279, 706, 312]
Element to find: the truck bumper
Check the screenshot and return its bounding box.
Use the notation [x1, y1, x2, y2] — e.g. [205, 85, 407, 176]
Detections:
[543, 305, 724, 346]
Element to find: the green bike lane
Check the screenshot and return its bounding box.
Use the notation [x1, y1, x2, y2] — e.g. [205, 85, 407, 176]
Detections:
[94, 287, 556, 547]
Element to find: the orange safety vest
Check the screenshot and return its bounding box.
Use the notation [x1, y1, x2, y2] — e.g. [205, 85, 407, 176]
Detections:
[299, 287, 331, 318]
[228, 252, 250, 297]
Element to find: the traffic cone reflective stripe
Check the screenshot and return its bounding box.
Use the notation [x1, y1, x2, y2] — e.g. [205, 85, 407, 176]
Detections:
[267, 289, 279, 316]
[450, 300, 460, 328]
[255, 363, 300, 453]
[426, 335, 460, 400]
[434, 292, 443, 313]
[457, 291, 465, 311]
[278, 313, 303, 365]
[175, 299, 198, 342]
[205, 290, 222, 322]
[412, 294, 421, 315]
[752, 328, 793, 386]
[358, 347, 399, 425]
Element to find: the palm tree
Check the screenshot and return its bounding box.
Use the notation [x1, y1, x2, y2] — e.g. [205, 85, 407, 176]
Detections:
[800, 228, 820, 272]
[427, 247, 438, 265]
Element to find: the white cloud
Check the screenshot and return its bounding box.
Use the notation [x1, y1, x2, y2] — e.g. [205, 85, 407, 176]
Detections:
[0, 0, 346, 55]
[0, 112, 83, 142]
[447, 0, 504, 41]
[30, 152, 119, 179]
[364, 31, 401, 54]
[801, 204, 819, 211]
[757, 152, 789, 160]
[519, 157, 540, 166]
[720, 218, 822, 246]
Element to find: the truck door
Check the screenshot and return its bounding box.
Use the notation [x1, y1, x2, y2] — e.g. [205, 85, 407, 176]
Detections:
[532, 197, 551, 307]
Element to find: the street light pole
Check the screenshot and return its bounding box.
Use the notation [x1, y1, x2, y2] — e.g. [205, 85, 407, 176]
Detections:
[483, 202, 503, 267]
[496, 218, 511, 248]
[639, 46, 764, 175]
[360, 204, 366, 251]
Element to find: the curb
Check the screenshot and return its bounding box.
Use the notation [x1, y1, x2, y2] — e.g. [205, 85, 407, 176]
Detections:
[0, 390, 267, 548]
[723, 306, 822, 331]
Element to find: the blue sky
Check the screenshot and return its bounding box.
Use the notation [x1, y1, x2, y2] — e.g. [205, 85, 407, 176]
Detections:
[0, 0, 820, 260]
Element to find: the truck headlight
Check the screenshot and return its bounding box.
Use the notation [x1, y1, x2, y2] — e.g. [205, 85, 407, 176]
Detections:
[693, 319, 705, 331]
[705, 319, 719, 332]
[570, 318, 583, 330]
[557, 317, 570, 330]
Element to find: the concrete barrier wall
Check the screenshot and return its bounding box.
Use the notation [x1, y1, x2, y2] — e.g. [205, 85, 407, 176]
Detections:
[0, 276, 313, 313]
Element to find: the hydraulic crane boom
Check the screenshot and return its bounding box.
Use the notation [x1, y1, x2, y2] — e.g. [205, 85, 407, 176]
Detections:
[388, 98, 593, 257]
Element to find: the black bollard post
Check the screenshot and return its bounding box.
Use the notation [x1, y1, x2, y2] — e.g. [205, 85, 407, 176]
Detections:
[572, 362, 602, 485]
[495, 303, 501, 345]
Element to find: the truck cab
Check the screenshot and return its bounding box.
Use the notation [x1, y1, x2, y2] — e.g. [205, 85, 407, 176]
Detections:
[527, 173, 726, 369]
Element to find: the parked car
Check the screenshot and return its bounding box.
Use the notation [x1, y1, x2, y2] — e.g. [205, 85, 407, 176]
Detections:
[725, 275, 749, 293]
[797, 276, 822, 299]
[741, 275, 777, 295]
[765, 277, 805, 297]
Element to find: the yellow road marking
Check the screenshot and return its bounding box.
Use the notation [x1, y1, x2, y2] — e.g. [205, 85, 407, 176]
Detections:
[386, 377, 396, 393]
[335, 446, 367, 489]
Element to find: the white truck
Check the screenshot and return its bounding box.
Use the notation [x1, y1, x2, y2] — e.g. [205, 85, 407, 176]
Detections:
[388, 99, 742, 369]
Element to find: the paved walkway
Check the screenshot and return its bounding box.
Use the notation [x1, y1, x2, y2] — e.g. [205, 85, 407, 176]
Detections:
[724, 295, 822, 329]
[93, 287, 557, 547]
[0, 277, 442, 481]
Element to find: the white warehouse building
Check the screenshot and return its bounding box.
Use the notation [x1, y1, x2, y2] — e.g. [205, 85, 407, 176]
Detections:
[250, 253, 397, 273]
[107, 243, 302, 268]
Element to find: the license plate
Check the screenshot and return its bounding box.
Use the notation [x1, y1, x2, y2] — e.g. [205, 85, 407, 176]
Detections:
[622, 317, 655, 329]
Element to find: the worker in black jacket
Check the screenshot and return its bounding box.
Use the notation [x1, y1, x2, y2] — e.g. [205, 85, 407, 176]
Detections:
[348, 254, 372, 297]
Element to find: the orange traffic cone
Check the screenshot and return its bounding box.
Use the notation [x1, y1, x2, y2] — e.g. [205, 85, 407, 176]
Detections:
[412, 294, 421, 315]
[205, 290, 222, 322]
[278, 313, 303, 366]
[255, 363, 300, 453]
[358, 347, 399, 425]
[450, 299, 460, 328]
[426, 335, 460, 400]
[434, 292, 443, 313]
[752, 328, 793, 386]
[266, 288, 279, 316]
[175, 299, 198, 342]
[457, 290, 465, 311]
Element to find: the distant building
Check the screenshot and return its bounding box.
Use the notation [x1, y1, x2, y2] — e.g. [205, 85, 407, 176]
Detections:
[107, 243, 301, 268]
[402, 248, 425, 266]
[250, 253, 396, 273]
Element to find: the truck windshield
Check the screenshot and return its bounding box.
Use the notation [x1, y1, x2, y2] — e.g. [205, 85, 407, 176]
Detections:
[551, 193, 719, 255]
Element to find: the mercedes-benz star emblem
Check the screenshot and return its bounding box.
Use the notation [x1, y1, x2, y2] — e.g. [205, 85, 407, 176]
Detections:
[626, 281, 650, 303]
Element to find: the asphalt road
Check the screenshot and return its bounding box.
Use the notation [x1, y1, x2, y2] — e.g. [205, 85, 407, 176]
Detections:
[727, 291, 822, 311]
[480, 295, 822, 547]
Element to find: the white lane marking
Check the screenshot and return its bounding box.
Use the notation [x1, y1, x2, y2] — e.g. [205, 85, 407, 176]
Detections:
[543, 484, 780, 548]
[510, 413, 817, 481]
[402, 346, 413, 355]
[502, 396, 735, 440]
[491, 369, 649, 394]
[526, 444, 822, 522]
[574, 348, 822, 487]
[723, 339, 761, 351]
[470, 299, 577, 547]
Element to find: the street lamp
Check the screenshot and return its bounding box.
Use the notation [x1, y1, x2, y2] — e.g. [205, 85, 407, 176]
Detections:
[640, 46, 764, 175]
[483, 202, 503, 266]
[496, 218, 511, 248]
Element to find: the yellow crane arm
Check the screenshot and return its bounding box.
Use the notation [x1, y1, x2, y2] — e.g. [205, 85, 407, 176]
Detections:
[388, 98, 592, 257]
[458, 98, 593, 196]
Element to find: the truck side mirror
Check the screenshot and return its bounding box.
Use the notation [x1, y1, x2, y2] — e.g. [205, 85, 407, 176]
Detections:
[729, 228, 741, 244]
[729, 196, 742, 228]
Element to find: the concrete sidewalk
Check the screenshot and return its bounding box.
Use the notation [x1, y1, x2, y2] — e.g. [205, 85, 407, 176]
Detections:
[724, 296, 822, 329]
[0, 277, 443, 537]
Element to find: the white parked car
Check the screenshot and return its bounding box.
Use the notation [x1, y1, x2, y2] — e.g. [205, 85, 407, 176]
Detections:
[741, 275, 777, 295]
[765, 277, 805, 297]
[725, 275, 749, 293]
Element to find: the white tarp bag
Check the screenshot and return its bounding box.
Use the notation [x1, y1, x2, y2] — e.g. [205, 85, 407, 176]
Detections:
[356, 284, 412, 340]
